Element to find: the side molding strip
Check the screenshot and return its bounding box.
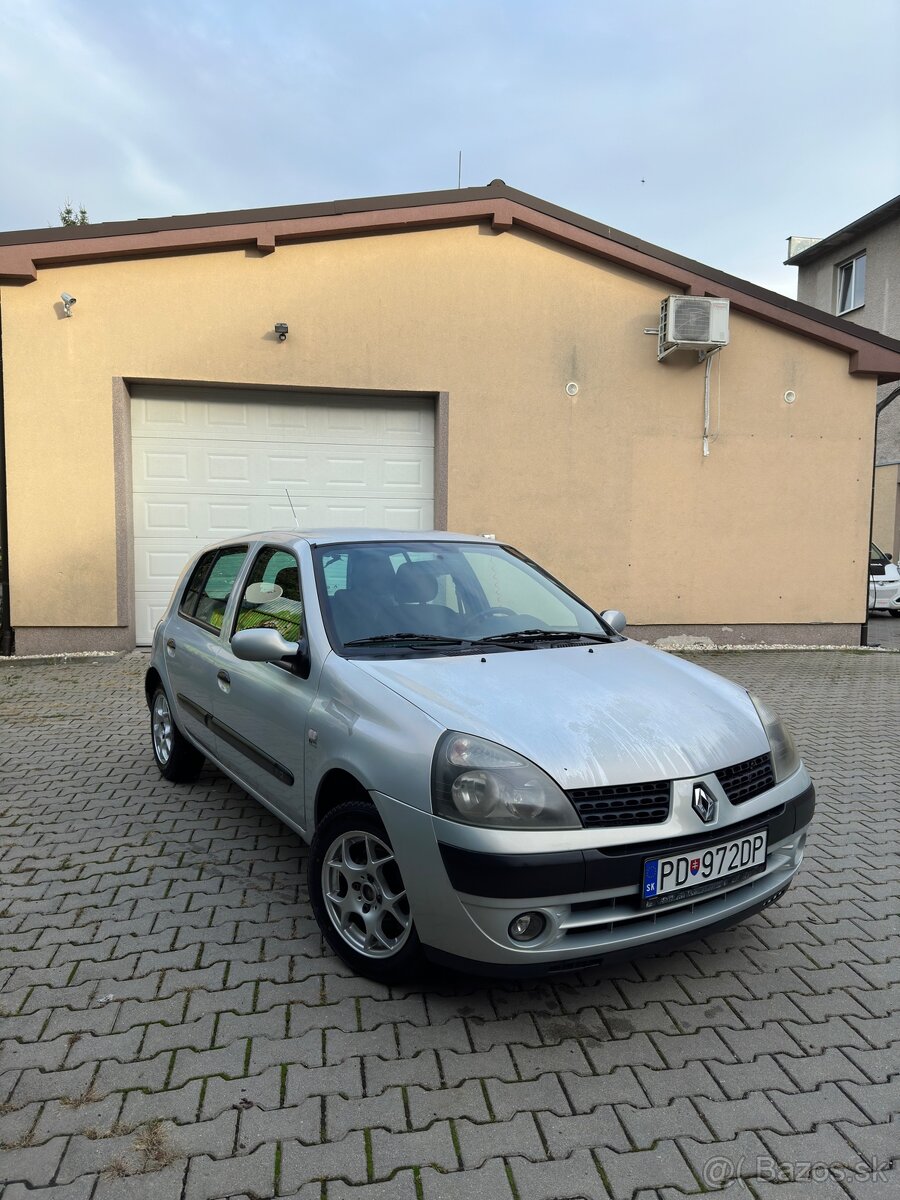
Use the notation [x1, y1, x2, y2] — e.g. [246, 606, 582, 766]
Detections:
[176, 693, 294, 786]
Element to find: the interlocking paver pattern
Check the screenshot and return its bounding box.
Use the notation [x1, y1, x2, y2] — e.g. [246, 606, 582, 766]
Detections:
[1, 648, 897, 1198]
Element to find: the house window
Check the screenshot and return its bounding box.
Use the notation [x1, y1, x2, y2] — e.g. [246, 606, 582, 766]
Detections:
[836, 252, 866, 314]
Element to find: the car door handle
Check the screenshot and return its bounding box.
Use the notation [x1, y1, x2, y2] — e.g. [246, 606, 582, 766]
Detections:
[217, 670, 231, 693]
[166, 638, 176, 656]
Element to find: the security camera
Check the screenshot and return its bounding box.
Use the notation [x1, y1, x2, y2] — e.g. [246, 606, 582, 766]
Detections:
[274, 322, 288, 342]
[60, 292, 76, 316]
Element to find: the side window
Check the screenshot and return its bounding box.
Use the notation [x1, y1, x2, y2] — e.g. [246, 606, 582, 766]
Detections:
[234, 547, 304, 643]
[179, 550, 217, 619]
[189, 546, 248, 634]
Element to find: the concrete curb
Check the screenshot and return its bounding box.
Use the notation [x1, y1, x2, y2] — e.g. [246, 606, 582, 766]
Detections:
[0, 650, 126, 667]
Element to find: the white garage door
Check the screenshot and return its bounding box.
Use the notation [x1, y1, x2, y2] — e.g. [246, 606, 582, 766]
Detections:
[131, 385, 435, 644]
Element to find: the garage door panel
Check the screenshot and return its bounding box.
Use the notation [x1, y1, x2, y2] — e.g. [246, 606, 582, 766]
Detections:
[383, 458, 425, 488]
[136, 446, 433, 495]
[266, 455, 311, 485]
[141, 501, 191, 535]
[383, 406, 431, 436]
[135, 495, 435, 552]
[135, 599, 170, 646]
[265, 404, 310, 432]
[138, 398, 188, 428]
[134, 393, 434, 445]
[131, 389, 435, 643]
[382, 506, 431, 530]
[140, 450, 190, 484]
[206, 402, 250, 428]
[208, 503, 254, 533]
[208, 453, 251, 483]
[134, 495, 282, 538]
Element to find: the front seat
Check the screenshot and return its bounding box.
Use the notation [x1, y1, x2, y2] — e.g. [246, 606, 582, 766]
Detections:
[329, 551, 398, 643]
[392, 561, 458, 635]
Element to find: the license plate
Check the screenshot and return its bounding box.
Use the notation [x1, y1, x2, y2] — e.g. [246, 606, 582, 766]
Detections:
[642, 829, 768, 910]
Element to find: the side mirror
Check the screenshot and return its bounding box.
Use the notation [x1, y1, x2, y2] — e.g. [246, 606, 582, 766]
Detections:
[231, 628, 311, 678]
[600, 609, 627, 634]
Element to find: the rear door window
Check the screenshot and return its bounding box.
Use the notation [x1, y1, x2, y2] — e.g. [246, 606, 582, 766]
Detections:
[179, 551, 217, 619]
[181, 546, 248, 634]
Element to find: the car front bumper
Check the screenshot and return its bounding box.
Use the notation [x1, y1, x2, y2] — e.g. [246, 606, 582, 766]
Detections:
[373, 773, 814, 976]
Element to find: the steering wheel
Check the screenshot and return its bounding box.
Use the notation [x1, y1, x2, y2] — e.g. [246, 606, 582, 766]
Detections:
[460, 606, 517, 634]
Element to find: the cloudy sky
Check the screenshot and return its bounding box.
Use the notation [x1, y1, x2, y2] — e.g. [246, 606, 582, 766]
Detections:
[1, 0, 897, 296]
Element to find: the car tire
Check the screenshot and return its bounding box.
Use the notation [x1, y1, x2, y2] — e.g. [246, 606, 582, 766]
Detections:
[309, 800, 423, 982]
[889, 609, 900, 618]
[150, 686, 204, 783]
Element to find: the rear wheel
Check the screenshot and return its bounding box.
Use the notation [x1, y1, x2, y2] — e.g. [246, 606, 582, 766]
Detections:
[309, 800, 422, 982]
[150, 687, 204, 782]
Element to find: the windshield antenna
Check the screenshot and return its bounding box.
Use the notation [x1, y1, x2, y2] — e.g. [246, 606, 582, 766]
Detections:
[285, 488, 300, 530]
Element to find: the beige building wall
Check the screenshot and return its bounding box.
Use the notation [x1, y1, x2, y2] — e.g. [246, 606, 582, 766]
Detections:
[873, 463, 900, 561]
[0, 223, 878, 647]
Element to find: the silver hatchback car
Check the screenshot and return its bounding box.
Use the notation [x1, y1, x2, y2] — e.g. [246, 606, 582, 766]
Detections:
[146, 530, 814, 981]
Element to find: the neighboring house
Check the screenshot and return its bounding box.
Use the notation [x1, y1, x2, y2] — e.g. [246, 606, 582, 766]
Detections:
[787, 197, 900, 559]
[1, 181, 900, 656]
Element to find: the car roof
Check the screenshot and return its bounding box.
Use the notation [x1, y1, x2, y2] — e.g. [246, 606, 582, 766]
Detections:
[202, 528, 495, 552]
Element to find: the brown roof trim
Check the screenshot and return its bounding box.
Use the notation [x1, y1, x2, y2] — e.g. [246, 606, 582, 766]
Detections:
[2, 181, 899, 380]
[785, 195, 900, 266]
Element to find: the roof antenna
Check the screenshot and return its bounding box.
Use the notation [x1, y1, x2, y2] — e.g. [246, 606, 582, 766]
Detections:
[457, 150, 462, 189]
[285, 488, 300, 529]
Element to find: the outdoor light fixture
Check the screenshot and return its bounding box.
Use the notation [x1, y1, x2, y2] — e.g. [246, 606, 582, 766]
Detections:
[60, 292, 76, 317]
[274, 322, 288, 342]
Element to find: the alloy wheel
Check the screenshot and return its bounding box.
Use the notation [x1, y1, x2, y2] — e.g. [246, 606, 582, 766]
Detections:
[152, 691, 174, 765]
[321, 830, 412, 959]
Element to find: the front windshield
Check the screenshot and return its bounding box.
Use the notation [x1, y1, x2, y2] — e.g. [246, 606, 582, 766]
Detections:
[314, 540, 610, 655]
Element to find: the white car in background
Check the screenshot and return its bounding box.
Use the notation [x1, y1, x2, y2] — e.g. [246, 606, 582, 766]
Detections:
[868, 543, 900, 616]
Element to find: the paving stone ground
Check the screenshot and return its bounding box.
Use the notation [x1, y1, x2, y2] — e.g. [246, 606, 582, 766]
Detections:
[865, 613, 900, 651]
[0, 648, 897, 1200]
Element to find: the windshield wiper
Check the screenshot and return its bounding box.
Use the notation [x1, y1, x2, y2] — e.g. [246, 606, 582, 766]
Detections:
[473, 629, 612, 645]
[343, 632, 467, 647]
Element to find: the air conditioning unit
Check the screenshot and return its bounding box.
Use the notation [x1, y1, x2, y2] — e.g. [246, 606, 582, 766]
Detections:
[658, 296, 730, 360]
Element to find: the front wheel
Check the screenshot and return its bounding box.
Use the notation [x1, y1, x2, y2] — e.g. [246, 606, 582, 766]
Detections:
[889, 609, 900, 618]
[150, 687, 204, 783]
[309, 800, 423, 982]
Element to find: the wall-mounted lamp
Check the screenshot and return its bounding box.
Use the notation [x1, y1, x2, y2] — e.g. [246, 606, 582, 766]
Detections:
[61, 292, 76, 318]
[274, 322, 288, 342]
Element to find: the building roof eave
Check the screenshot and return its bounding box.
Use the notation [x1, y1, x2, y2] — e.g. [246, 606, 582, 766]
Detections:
[785, 195, 900, 266]
[1, 182, 899, 380]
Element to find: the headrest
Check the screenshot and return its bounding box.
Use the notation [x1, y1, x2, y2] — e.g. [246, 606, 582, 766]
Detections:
[274, 567, 300, 600]
[394, 561, 438, 604]
[349, 552, 395, 593]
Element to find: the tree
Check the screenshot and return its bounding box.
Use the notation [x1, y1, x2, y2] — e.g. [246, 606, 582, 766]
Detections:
[59, 200, 89, 226]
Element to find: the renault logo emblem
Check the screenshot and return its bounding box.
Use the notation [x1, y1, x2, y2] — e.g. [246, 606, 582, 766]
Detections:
[692, 783, 717, 824]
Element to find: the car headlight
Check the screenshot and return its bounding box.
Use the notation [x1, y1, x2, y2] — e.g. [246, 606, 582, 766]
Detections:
[749, 693, 800, 782]
[431, 731, 581, 829]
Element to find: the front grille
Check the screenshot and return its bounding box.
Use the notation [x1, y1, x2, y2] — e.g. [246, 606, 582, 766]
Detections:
[592, 801, 786, 862]
[716, 753, 775, 805]
[567, 779, 670, 828]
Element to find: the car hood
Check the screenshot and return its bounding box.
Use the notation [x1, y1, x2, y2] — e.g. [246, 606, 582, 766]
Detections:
[354, 639, 770, 789]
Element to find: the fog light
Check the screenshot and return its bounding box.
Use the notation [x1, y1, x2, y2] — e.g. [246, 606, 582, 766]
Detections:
[508, 912, 546, 942]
